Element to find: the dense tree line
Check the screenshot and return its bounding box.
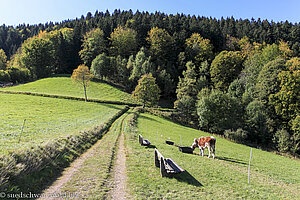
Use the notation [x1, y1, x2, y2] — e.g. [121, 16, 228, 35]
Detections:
[1, 10, 300, 59]
[0, 10, 298, 156]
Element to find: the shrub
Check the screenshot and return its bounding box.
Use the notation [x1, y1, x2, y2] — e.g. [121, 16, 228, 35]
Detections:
[0, 70, 11, 82]
[273, 129, 291, 153]
[224, 128, 248, 143]
[7, 67, 31, 83]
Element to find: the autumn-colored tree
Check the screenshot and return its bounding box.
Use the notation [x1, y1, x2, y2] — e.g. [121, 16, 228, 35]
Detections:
[109, 26, 137, 57]
[279, 40, 293, 59]
[225, 35, 240, 51]
[71, 65, 94, 101]
[210, 50, 244, 91]
[79, 28, 106, 67]
[20, 36, 55, 79]
[185, 33, 214, 65]
[238, 36, 254, 57]
[132, 73, 160, 107]
[270, 57, 300, 127]
[147, 27, 174, 65]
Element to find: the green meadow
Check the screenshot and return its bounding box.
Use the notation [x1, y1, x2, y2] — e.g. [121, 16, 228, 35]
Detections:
[0, 77, 134, 104]
[125, 112, 300, 199]
[0, 93, 124, 154]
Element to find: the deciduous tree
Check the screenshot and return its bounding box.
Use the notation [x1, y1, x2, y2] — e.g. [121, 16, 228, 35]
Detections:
[109, 26, 137, 58]
[0, 49, 7, 70]
[132, 73, 160, 107]
[91, 53, 111, 79]
[197, 90, 243, 134]
[185, 33, 214, 65]
[129, 48, 154, 82]
[71, 65, 93, 101]
[79, 28, 106, 67]
[269, 57, 299, 127]
[210, 51, 244, 91]
[246, 100, 269, 144]
[147, 27, 174, 65]
[20, 36, 55, 79]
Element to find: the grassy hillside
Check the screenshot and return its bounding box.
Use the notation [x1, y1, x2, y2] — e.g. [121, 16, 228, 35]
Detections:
[0, 93, 124, 154]
[0, 77, 135, 104]
[125, 112, 300, 199]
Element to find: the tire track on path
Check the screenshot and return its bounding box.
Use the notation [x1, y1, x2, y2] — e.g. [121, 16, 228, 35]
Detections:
[38, 110, 130, 200]
[38, 132, 110, 200]
[109, 115, 130, 200]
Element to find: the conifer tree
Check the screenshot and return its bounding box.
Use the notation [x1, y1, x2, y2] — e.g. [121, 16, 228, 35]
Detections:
[174, 61, 199, 123]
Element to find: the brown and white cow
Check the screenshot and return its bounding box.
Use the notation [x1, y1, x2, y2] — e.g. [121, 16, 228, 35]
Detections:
[191, 136, 216, 159]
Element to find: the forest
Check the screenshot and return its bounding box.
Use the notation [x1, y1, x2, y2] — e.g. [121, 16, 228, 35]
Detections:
[0, 9, 299, 156]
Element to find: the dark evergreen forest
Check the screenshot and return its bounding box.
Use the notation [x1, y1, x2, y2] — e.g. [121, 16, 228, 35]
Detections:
[1, 10, 300, 59]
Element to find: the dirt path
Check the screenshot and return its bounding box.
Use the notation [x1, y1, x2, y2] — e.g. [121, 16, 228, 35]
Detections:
[38, 134, 108, 200]
[109, 124, 130, 200]
[38, 114, 130, 200]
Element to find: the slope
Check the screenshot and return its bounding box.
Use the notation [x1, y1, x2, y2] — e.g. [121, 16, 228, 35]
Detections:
[125, 112, 300, 199]
[0, 77, 136, 104]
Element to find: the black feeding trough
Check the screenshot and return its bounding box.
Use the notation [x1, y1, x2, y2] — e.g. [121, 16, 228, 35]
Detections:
[165, 140, 194, 154]
[165, 140, 174, 145]
[178, 146, 194, 154]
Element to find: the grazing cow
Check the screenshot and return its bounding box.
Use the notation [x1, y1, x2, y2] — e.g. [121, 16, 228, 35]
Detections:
[191, 136, 216, 159]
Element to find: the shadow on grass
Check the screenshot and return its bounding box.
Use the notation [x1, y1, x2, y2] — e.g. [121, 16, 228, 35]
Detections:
[101, 103, 125, 111]
[174, 170, 203, 187]
[139, 115, 161, 123]
[145, 144, 156, 149]
[216, 156, 247, 165]
[189, 153, 247, 165]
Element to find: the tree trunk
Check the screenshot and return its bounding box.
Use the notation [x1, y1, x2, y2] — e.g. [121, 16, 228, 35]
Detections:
[83, 84, 87, 102]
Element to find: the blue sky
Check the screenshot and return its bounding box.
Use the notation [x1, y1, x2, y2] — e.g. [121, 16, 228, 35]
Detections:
[1, 0, 299, 26]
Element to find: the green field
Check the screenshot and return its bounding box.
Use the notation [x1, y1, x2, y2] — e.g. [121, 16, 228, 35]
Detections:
[125, 112, 300, 199]
[0, 93, 124, 154]
[0, 77, 134, 103]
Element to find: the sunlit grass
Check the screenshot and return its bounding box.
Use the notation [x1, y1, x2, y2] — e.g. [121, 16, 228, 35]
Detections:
[125, 112, 300, 199]
[0, 93, 124, 154]
[0, 77, 134, 103]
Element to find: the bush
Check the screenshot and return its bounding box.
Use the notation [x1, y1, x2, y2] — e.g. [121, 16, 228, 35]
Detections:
[0, 70, 11, 82]
[273, 129, 291, 153]
[7, 67, 31, 83]
[224, 128, 248, 143]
